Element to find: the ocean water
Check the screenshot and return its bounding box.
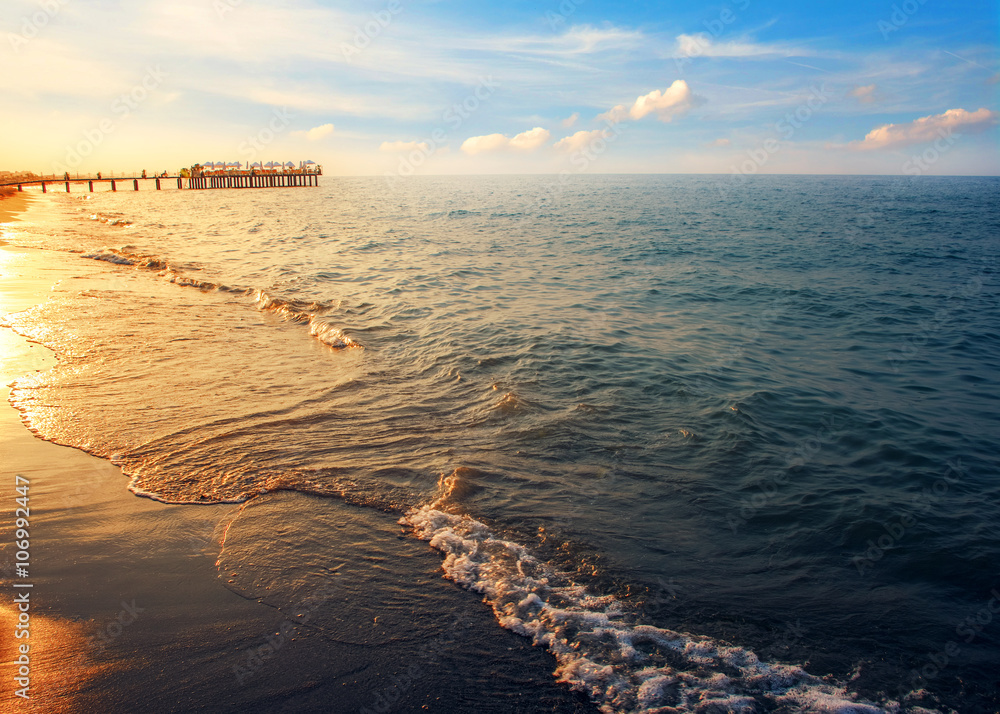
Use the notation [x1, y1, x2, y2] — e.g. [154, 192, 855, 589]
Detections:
[2, 175, 999, 712]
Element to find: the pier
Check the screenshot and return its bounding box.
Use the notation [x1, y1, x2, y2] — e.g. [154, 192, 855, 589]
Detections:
[1, 164, 321, 193]
[189, 171, 319, 190]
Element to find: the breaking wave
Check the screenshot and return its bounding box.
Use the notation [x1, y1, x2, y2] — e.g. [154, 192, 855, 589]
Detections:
[254, 291, 361, 349]
[400, 476, 934, 714]
[81, 248, 361, 350]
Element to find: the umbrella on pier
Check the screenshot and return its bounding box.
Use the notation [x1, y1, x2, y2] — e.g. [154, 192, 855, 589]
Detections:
[250, 162, 262, 168]
[284, 162, 295, 168]
[303, 160, 317, 165]
[227, 162, 242, 169]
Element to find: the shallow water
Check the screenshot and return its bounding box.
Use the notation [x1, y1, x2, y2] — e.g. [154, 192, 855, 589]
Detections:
[2, 175, 999, 712]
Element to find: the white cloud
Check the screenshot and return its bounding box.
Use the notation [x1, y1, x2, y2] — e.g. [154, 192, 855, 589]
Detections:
[849, 85, 877, 104]
[562, 112, 579, 128]
[673, 33, 797, 59]
[853, 107, 998, 150]
[509, 127, 551, 150]
[709, 138, 731, 147]
[554, 129, 611, 153]
[380, 140, 430, 153]
[461, 127, 550, 154]
[293, 123, 335, 141]
[598, 80, 700, 124]
[461, 133, 511, 155]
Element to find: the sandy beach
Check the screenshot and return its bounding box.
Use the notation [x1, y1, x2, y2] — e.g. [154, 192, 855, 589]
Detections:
[0, 191, 29, 224]
[0, 194, 595, 713]
[0, 196, 281, 712]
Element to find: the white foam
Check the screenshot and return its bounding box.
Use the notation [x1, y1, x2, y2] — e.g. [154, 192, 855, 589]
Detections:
[88, 212, 133, 227]
[402, 505, 929, 714]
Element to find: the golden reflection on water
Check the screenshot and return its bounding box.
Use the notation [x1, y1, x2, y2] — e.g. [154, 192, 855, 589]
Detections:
[0, 602, 114, 713]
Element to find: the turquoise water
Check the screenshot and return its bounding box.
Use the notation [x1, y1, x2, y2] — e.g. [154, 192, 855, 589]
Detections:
[3, 175, 999, 712]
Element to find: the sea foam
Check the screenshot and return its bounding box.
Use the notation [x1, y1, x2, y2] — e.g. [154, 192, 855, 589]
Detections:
[402, 503, 929, 714]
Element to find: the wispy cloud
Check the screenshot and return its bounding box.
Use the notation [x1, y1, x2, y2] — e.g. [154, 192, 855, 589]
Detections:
[852, 107, 999, 150]
[0, 39, 136, 99]
[469, 24, 644, 57]
[674, 33, 802, 59]
[849, 85, 878, 104]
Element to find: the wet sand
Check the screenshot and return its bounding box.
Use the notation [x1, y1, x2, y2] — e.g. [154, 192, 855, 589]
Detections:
[0, 190, 29, 224]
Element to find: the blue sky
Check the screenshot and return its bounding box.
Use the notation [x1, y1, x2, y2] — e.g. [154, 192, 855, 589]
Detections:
[3, 0, 998, 175]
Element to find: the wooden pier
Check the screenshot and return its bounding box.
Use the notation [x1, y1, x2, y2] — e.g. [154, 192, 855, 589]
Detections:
[1, 168, 321, 193]
[190, 171, 319, 190]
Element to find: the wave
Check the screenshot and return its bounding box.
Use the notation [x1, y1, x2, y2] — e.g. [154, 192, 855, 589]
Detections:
[308, 321, 360, 349]
[83, 248, 166, 271]
[88, 212, 133, 227]
[81, 248, 362, 350]
[254, 291, 361, 350]
[123, 458, 933, 711]
[399, 475, 934, 714]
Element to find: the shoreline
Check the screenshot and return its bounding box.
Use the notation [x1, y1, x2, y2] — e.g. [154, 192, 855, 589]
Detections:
[0, 190, 30, 224]
[0, 232, 281, 711]
[0, 195, 596, 713]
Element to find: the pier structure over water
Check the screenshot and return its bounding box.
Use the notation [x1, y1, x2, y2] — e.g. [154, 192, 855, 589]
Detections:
[1, 162, 322, 193]
[189, 171, 319, 190]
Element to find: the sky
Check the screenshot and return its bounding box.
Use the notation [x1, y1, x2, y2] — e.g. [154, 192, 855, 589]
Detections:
[2, 0, 998, 176]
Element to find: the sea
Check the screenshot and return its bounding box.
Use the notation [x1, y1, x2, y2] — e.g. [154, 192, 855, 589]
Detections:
[2, 175, 998, 713]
